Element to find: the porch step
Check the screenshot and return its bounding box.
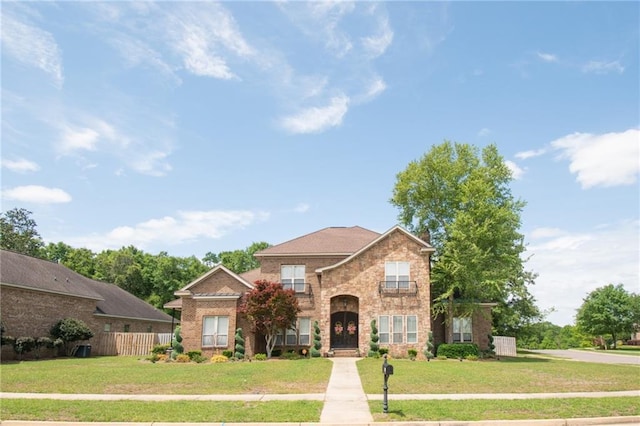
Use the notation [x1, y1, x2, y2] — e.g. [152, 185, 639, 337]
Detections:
[329, 348, 360, 358]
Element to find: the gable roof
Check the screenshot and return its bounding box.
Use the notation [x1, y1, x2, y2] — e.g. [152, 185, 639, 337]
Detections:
[316, 226, 435, 273]
[175, 263, 254, 294]
[1, 250, 173, 323]
[255, 226, 380, 257]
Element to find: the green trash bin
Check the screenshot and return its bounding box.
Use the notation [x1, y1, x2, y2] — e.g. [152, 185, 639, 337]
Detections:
[75, 344, 91, 358]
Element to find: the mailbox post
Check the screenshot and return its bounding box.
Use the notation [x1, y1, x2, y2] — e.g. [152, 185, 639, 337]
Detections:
[382, 354, 393, 413]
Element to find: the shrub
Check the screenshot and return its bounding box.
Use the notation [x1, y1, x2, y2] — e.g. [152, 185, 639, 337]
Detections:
[311, 321, 322, 358]
[157, 354, 169, 362]
[209, 354, 227, 363]
[234, 328, 245, 360]
[191, 354, 208, 363]
[253, 353, 267, 361]
[34, 337, 56, 359]
[13, 336, 36, 359]
[271, 349, 282, 357]
[436, 343, 479, 359]
[175, 354, 191, 363]
[281, 350, 300, 360]
[171, 326, 184, 359]
[50, 318, 94, 356]
[423, 331, 435, 360]
[368, 320, 379, 357]
[437, 355, 448, 360]
[151, 344, 170, 355]
[487, 334, 496, 355]
[1, 335, 15, 347]
[222, 350, 233, 358]
[187, 350, 203, 360]
[408, 348, 418, 359]
[465, 354, 479, 361]
[378, 347, 389, 356]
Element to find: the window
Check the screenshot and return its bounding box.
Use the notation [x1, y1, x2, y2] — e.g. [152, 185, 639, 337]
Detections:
[103, 323, 111, 332]
[406, 315, 417, 343]
[123, 324, 130, 332]
[202, 316, 229, 347]
[147, 326, 153, 332]
[281, 265, 306, 292]
[385, 261, 410, 289]
[277, 318, 311, 346]
[453, 317, 472, 343]
[298, 318, 311, 345]
[378, 315, 418, 344]
[378, 316, 390, 344]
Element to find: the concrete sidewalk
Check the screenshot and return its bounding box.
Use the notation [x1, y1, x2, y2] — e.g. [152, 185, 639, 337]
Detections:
[1, 358, 639, 425]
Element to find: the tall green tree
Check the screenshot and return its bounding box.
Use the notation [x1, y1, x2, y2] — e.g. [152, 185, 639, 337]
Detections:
[391, 141, 538, 342]
[576, 283, 639, 348]
[238, 279, 300, 358]
[203, 241, 270, 273]
[0, 208, 44, 256]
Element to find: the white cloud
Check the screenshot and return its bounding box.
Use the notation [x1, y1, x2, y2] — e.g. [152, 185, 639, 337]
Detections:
[361, 16, 393, 58]
[582, 60, 624, 75]
[360, 77, 386, 102]
[294, 203, 310, 213]
[109, 35, 181, 85]
[525, 220, 639, 326]
[281, 95, 350, 134]
[515, 148, 547, 160]
[505, 160, 525, 180]
[477, 128, 490, 137]
[551, 129, 640, 189]
[1, 158, 40, 173]
[58, 125, 101, 153]
[0, 12, 63, 87]
[167, 4, 255, 80]
[65, 209, 270, 252]
[2, 185, 71, 204]
[536, 51, 558, 63]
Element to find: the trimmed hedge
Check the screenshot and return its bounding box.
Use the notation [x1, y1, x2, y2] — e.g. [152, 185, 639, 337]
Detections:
[436, 343, 479, 359]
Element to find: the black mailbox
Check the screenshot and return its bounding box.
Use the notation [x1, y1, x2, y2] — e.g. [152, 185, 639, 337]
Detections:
[383, 363, 394, 376]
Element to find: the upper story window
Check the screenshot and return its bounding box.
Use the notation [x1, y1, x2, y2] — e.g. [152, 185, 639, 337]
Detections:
[385, 261, 410, 289]
[281, 265, 305, 293]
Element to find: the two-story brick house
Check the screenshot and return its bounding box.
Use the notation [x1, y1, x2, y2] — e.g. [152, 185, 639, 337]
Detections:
[169, 225, 493, 358]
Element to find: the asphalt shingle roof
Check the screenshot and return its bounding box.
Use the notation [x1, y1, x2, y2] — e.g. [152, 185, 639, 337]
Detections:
[1, 250, 173, 323]
[255, 226, 380, 256]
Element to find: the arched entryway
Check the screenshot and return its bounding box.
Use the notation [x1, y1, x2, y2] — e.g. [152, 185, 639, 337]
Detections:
[330, 295, 359, 349]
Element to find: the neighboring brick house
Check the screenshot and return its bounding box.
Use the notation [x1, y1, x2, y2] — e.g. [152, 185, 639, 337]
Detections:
[0, 250, 175, 358]
[168, 225, 494, 358]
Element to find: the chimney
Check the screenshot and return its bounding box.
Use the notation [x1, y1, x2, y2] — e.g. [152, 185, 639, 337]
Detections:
[421, 228, 431, 244]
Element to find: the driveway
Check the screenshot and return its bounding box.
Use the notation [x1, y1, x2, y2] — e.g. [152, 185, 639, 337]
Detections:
[530, 349, 640, 365]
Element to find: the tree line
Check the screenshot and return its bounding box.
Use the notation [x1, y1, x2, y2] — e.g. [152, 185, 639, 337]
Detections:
[0, 207, 269, 314]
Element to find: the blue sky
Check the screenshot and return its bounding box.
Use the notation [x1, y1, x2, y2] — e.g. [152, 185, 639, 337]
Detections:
[2, 1, 638, 326]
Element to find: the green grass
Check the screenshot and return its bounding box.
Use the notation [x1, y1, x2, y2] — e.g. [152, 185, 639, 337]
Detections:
[369, 397, 640, 422]
[0, 399, 322, 422]
[0, 356, 332, 394]
[357, 357, 640, 394]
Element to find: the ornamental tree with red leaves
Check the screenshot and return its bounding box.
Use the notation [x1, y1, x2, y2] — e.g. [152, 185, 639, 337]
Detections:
[238, 279, 300, 358]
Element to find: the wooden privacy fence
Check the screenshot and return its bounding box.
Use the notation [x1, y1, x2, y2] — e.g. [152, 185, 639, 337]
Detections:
[493, 335, 517, 357]
[95, 332, 160, 356]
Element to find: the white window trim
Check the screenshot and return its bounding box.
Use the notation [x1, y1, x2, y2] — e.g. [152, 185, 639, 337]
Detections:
[281, 265, 306, 293]
[378, 314, 418, 344]
[384, 261, 411, 289]
[453, 317, 473, 343]
[276, 317, 312, 346]
[202, 316, 229, 348]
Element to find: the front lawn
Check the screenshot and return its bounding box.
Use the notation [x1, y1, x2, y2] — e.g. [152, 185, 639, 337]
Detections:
[0, 356, 332, 394]
[357, 356, 640, 394]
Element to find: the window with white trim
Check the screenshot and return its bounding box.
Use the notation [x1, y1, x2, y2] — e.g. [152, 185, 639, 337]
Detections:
[453, 317, 472, 343]
[385, 261, 410, 289]
[378, 315, 418, 344]
[202, 316, 229, 347]
[281, 265, 306, 293]
[276, 318, 312, 346]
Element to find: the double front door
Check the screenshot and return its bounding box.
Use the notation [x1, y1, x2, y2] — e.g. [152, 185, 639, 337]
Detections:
[330, 311, 358, 348]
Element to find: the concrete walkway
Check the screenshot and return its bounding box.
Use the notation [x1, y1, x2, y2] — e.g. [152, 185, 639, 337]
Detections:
[320, 357, 373, 424]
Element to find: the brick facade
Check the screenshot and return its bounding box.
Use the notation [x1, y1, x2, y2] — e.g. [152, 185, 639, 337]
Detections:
[172, 226, 493, 360]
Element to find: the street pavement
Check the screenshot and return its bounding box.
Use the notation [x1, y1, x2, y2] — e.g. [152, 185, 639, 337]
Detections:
[529, 349, 640, 365]
[1, 357, 639, 426]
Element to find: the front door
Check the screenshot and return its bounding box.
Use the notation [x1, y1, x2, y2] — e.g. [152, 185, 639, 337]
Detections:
[330, 311, 358, 348]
